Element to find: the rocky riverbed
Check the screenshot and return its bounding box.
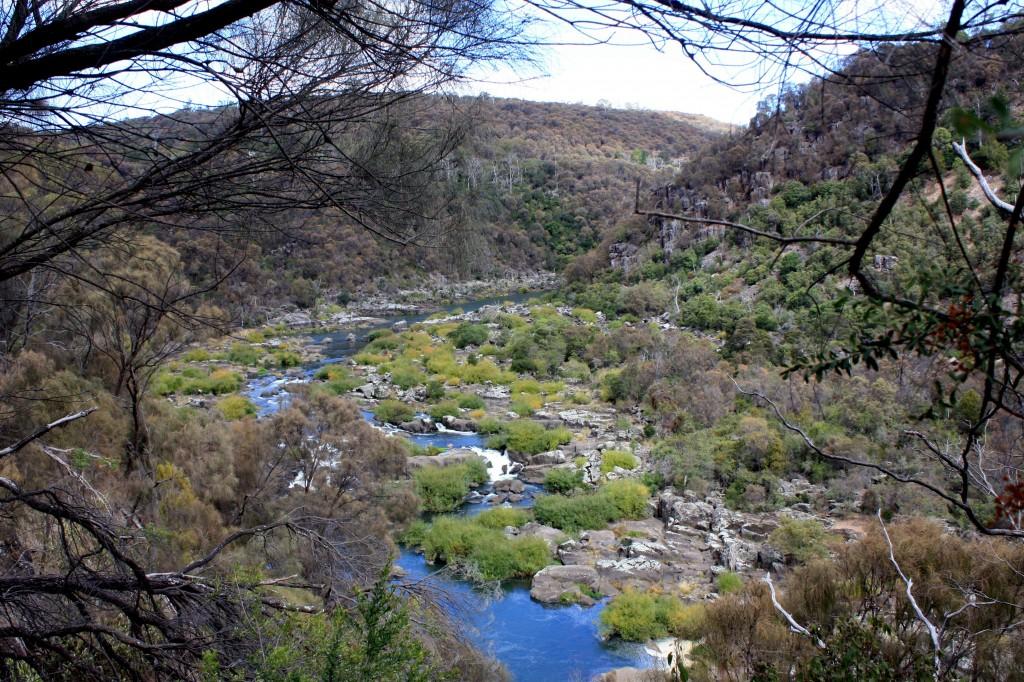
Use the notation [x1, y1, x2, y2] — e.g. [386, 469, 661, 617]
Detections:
[223, 292, 869, 681]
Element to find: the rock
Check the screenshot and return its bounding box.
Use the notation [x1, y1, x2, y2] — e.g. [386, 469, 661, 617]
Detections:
[479, 385, 510, 400]
[530, 565, 602, 605]
[558, 530, 620, 565]
[398, 418, 434, 434]
[442, 416, 477, 432]
[507, 493, 524, 503]
[790, 502, 813, 514]
[518, 465, 552, 484]
[517, 522, 567, 552]
[493, 479, 525, 494]
[392, 320, 409, 332]
[596, 557, 664, 582]
[529, 450, 566, 465]
[756, 544, 785, 570]
[406, 449, 486, 472]
[657, 491, 714, 531]
[465, 491, 486, 504]
[625, 540, 669, 560]
[558, 409, 614, 429]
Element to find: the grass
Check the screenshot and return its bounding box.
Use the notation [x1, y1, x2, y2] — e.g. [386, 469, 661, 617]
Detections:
[533, 480, 649, 532]
[374, 400, 414, 425]
[217, 395, 257, 420]
[314, 365, 361, 395]
[413, 460, 489, 513]
[486, 420, 572, 455]
[407, 514, 551, 581]
[600, 450, 638, 474]
[152, 367, 244, 396]
[600, 590, 701, 642]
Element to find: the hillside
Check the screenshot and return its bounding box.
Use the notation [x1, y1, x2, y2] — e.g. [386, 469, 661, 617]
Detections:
[157, 97, 726, 321]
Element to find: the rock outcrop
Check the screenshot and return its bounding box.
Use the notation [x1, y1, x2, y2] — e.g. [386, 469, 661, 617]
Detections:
[530, 565, 602, 605]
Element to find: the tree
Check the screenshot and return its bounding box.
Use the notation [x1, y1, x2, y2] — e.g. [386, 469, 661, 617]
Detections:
[59, 236, 219, 474]
[586, 0, 1024, 538]
[0, 0, 526, 339]
[0, 2, 525, 676]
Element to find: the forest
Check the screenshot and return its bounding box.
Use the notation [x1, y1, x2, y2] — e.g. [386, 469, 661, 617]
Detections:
[1, 1, 1023, 681]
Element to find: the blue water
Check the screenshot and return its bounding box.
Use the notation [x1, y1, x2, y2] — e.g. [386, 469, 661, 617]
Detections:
[396, 549, 653, 681]
[244, 292, 653, 680]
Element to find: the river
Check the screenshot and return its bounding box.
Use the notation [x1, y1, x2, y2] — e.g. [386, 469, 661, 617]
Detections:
[245, 293, 655, 681]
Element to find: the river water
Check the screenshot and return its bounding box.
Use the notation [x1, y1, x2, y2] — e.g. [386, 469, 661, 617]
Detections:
[245, 294, 654, 681]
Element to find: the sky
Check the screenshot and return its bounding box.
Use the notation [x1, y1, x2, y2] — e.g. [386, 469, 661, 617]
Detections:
[102, 0, 953, 127]
[466, 40, 763, 125]
[458, 0, 952, 125]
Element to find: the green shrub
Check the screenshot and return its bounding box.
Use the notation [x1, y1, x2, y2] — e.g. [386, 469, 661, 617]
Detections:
[474, 507, 531, 529]
[600, 450, 638, 474]
[477, 417, 506, 435]
[534, 492, 618, 532]
[572, 307, 598, 324]
[769, 517, 830, 563]
[510, 395, 542, 417]
[315, 365, 361, 394]
[266, 349, 302, 368]
[413, 461, 488, 513]
[217, 395, 256, 420]
[449, 323, 490, 349]
[227, 342, 263, 365]
[534, 481, 648, 532]
[600, 479, 650, 518]
[512, 378, 542, 394]
[544, 468, 585, 494]
[424, 380, 446, 401]
[600, 590, 689, 641]
[181, 348, 210, 362]
[374, 400, 415, 425]
[715, 571, 743, 594]
[427, 401, 460, 420]
[490, 420, 572, 455]
[388, 360, 426, 390]
[412, 515, 551, 581]
[455, 393, 485, 410]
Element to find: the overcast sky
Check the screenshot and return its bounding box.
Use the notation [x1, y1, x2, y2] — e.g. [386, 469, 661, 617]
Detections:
[460, 0, 952, 125]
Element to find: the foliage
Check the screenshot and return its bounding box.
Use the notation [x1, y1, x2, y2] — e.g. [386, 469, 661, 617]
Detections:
[217, 395, 257, 420]
[374, 400, 415, 425]
[544, 468, 585, 494]
[715, 571, 743, 594]
[409, 515, 551, 581]
[600, 449, 638, 473]
[533, 480, 649, 532]
[769, 517, 830, 563]
[449, 323, 490, 348]
[600, 590, 690, 642]
[412, 461, 488, 513]
[486, 420, 572, 455]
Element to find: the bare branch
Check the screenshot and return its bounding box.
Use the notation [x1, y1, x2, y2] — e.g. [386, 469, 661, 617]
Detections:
[764, 572, 826, 649]
[0, 407, 95, 460]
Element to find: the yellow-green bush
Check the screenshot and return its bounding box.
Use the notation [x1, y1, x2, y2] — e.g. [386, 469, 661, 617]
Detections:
[217, 395, 257, 420]
[600, 450, 638, 474]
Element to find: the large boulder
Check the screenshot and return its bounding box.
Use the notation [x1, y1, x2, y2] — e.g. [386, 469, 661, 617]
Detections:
[595, 557, 664, 583]
[657, 490, 714, 532]
[406, 449, 486, 471]
[530, 565, 602, 605]
[493, 479, 525, 494]
[399, 417, 435, 434]
[515, 522, 567, 553]
[529, 450, 567, 466]
[518, 465, 552, 484]
[442, 415, 477, 432]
